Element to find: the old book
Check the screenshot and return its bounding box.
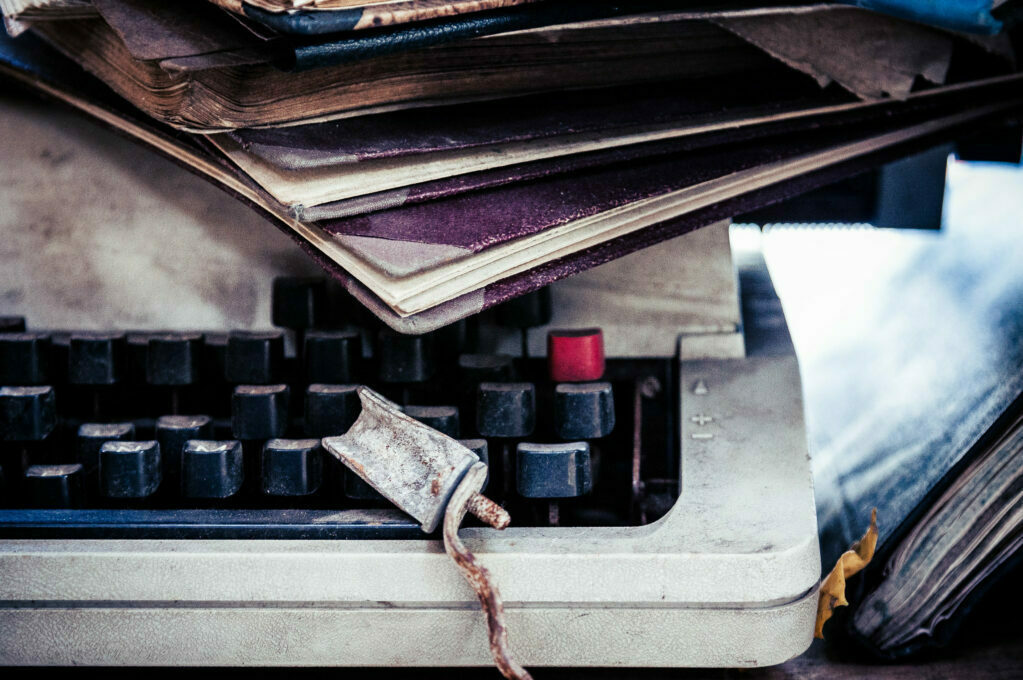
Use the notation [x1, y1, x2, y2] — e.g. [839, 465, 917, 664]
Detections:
[2, 29, 1021, 331]
[796, 212, 1023, 658]
[29, 13, 776, 130]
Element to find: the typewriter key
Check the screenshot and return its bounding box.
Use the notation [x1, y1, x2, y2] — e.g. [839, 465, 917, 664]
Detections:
[553, 382, 615, 440]
[272, 276, 327, 331]
[0, 332, 50, 385]
[231, 385, 290, 440]
[181, 440, 244, 500]
[262, 438, 323, 497]
[0, 316, 26, 334]
[405, 405, 460, 439]
[304, 330, 361, 384]
[476, 382, 535, 438]
[76, 422, 135, 500]
[516, 441, 593, 499]
[225, 330, 284, 385]
[376, 329, 435, 384]
[24, 463, 83, 508]
[304, 384, 360, 438]
[547, 328, 605, 383]
[99, 440, 162, 499]
[156, 415, 212, 496]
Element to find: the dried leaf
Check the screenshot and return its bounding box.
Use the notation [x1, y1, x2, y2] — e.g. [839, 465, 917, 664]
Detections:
[815, 508, 878, 639]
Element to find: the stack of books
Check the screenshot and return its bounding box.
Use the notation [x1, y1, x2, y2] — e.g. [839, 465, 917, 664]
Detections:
[0, 0, 1020, 334]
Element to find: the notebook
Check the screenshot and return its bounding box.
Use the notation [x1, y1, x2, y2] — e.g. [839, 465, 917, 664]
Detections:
[782, 198, 1023, 658]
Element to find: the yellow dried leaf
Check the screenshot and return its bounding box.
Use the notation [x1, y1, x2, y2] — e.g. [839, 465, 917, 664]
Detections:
[814, 508, 878, 639]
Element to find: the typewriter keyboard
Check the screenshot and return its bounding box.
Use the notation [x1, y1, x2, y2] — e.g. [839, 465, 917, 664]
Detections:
[0, 280, 679, 538]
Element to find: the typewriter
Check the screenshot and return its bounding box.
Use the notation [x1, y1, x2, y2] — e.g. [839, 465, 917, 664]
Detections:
[0, 218, 819, 670]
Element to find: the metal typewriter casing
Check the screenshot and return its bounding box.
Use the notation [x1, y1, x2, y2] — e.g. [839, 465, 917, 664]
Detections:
[0, 221, 820, 667]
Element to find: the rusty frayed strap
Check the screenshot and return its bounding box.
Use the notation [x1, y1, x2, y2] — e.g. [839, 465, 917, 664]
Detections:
[321, 386, 525, 676]
[444, 463, 531, 680]
[815, 507, 878, 639]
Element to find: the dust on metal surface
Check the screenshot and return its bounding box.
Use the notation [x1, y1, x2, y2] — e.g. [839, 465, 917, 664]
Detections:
[322, 387, 479, 533]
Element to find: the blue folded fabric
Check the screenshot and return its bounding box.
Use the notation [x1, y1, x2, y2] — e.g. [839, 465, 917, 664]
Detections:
[839, 0, 1002, 33]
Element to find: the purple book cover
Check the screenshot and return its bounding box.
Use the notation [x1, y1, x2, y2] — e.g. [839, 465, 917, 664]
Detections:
[228, 68, 830, 169]
[4, 30, 1020, 334]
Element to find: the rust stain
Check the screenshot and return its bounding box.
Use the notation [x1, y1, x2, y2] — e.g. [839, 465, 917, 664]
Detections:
[430, 477, 441, 496]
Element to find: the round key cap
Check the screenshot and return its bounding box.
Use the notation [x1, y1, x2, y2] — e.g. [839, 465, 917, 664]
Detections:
[304, 384, 360, 438]
[231, 385, 289, 440]
[262, 438, 323, 497]
[181, 440, 244, 499]
[99, 440, 162, 499]
[476, 382, 535, 438]
[156, 415, 212, 493]
[459, 438, 489, 491]
[516, 442, 593, 498]
[146, 333, 202, 386]
[68, 332, 125, 385]
[376, 330, 435, 383]
[304, 330, 361, 384]
[0, 386, 56, 441]
[547, 328, 605, 383]
[495, 288, 552, 328]
[554, 382, 615, 440]
[0, 332, 50, 385]
[77, 422, 135, 489]
[405, 405, 460, 439]
[272, 276, 326, 330]
[25, 463, 83, 508]
[225, 330, 284, 384]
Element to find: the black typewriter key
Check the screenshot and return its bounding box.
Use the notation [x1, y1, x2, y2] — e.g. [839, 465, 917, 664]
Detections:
[76, 422, 135, 500]
[304, 384, 360, 438]
[231, 385, 290, 440]
[459, 438, 490, 491]
[225, 330, 284, 384]
[476, 382, 535, 438]
[202, 333, 230, 416]
[68, 332, 125, 385]
[495, 288, 552, 358]
[262, 438, 323, 497]
[1, 386, 56, 442]
[304, 330, 361, 384]
[405, 405, 460, 439]
[24, 463, 83, 508]
[48, 333, 71, 386]
[131, 417, 157, 440]
[458, 354, 515, 384]
[272, 276, 327, 331]
[125, 332, 152, 383]
[376, 329, 435, 384]
[0, 316, 26, 333]
[0, 332, 50, 385]
[146, 333, 201, 386]
[516, 442, 593, 498]
[156, 415, 212, 496]
[495, 288, 552, 328]
[344, 468, 386, 502]
[181, 440, 244, 500]
[99, 440, 161, 500]
[553, 382, 615, 440]
[1, 386, 56, 493]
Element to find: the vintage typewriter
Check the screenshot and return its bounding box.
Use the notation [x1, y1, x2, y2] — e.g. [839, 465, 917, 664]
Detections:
[0, 217, 820, 669]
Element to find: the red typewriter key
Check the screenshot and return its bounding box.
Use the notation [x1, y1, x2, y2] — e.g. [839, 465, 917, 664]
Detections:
[547, 329, 605, 382]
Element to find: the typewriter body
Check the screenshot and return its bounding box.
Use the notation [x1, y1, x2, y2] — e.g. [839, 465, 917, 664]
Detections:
[0, 97, 819, 668]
